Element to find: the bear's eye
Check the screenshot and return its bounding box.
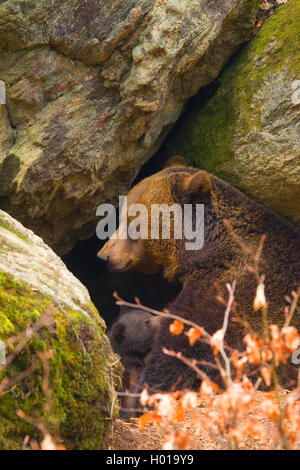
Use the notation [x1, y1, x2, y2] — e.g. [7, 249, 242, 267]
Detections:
[145, 320, 151, 327]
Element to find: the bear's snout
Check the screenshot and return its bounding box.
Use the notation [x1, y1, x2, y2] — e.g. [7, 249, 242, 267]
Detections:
[97, 241, 133, 272]
[97, 253, 109, 264]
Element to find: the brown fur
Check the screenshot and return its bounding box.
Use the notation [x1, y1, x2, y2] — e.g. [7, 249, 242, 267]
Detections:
[109, 308, 160, 414]
[100, 158, 300, 391]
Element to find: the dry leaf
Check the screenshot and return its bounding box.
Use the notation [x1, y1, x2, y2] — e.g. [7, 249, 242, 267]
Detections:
[169, 320, 184, 335]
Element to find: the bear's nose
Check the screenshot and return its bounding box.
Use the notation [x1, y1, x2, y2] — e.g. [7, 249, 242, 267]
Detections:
[97, 254, 110, 265]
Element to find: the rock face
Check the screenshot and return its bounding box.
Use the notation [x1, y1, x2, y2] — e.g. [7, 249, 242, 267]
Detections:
[162, 1, 300, 228]
[0, 0, 259, 254]
[0, 210, 120, 449]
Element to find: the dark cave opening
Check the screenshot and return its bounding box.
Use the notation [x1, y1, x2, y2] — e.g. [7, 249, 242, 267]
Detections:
[62, 232, 180, 328]
[62, 80, 220, 328]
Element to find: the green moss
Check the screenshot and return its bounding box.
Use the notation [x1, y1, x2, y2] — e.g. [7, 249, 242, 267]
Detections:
[0, 270, 121, 449]
[0, 214, 29, 244]
[164, 0, 300, 181]
[0, 313, 14, 337]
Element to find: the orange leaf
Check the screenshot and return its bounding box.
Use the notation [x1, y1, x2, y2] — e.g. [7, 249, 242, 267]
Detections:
[210, 329, 224, 356]
[260, 366, 272, 387]
[282, 326, 300, 352]
[175, 431, 191, 450]
[199, 380, 218, 398]
[186, 327, 202, 346]
[139, 412, 153, 430]
[244, 333, 261, 365]
[261, 397, 280, 421]
[169, 320, 184, 335]
[253, 283, 266, 311]
[174, 402, 185, 422]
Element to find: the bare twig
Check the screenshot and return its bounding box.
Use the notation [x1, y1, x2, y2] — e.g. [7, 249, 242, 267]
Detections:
[218, 280, 237, 386]
[162, 348, 212, 383]
[0, 307, 55, 372]
[284, 286, 300, 328]
[116, 391, 141, 397]
[0, 364, 37, 395]
[114, 292, 210, 339]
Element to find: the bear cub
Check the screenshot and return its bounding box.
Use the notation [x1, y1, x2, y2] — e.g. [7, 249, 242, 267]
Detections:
[109, 307, 160, 415]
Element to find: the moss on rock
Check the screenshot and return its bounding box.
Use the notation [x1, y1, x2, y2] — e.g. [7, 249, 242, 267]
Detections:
[0, 210, 122, 449]
[163, 0, 300, 227]
[0, 270, 121, 449]
[0, 213, 29, 243]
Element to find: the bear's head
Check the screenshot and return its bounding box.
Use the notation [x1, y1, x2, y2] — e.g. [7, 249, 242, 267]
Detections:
[98, 156, 213, 280]
[109, 308, 161, 365]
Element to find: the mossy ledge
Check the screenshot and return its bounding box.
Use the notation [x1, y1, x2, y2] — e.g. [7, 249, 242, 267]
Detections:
[0, 270, 120, 450]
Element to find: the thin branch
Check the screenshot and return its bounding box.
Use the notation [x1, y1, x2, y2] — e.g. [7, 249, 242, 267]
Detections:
[114, 292, 211, 339]
[116, 391, 141, 397]
[0, 308, 55, 372]
[162, 348, 212, 383]
[222, 280, 236, 337]
[0, 364, 37, 394]
[284, 286, 300, 328]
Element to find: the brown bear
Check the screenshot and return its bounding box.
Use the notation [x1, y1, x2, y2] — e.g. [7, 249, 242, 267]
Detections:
[109, 307, 160, 414]
[99, 157, 300, 392]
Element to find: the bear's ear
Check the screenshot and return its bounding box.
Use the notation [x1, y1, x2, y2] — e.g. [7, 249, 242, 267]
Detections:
[111, 322, 125, 342]
[183, 171, 211, 199]
[164, 155, 187, 169]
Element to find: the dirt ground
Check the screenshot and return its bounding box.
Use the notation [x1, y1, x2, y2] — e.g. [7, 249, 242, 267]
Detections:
[103, 391, 299, 451]
[103, 410, 214, 451]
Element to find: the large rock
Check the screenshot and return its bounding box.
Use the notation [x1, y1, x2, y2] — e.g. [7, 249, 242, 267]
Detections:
[0, 210, 120, 449]
[162, 1, 300, 228]
[0, 0, 259, 254]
